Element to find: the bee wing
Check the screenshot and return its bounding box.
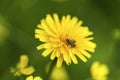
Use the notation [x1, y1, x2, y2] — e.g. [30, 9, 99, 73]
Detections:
[21, 66, 35, 75]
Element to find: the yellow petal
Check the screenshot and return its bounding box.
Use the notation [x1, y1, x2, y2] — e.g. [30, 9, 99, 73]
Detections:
[42, 48, 53, 57]
[63, 15, 71, 30]
[44, 43, 54, 48]
[77, 20, 83, 26]
[26, 76, 33, 80]
[34, 76, 43, 80]
[68, 17, 78, 30]
[84, 41, 96, 52]
[46, 14, 58, 34]
[61, 16, 66, 33]
[35, 34, 49, 42]
[81, 50, 91, 58]
[61, 47, 71, 65]
[37, 43, 53, 50]
[50, 50, 56, 60]
[37, 44, 44, 50]
[56, 55, 63, 67]
[21, 66, 35, 75]
[35, 29, 49, 39]
[100, 64, 109, 75]
[56, 48, 61, 57]
[85, 37, 94, 40]
[76, 53, 87, 62]
[69, 50, 78, 64]
[53, 13, 60, 32]
[20, 55, 29, 68]
[79, 27, 93, 37]
[41, 19, 57, 38]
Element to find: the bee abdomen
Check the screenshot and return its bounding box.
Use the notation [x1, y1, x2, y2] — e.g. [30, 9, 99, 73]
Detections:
[66, 38, 76, 48]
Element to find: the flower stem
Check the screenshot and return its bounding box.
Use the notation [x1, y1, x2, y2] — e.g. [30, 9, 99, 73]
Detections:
[45, 58, 57, 80]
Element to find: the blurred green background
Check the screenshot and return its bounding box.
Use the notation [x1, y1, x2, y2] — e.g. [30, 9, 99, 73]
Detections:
[0, 0, 120, 80]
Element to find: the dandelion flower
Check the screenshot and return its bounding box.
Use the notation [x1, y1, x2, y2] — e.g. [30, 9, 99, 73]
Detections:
[10, 55, 35, 76]
[26, 76, 42, 80]
[35, 13, 96, 67]
[90, 61, 109, 80]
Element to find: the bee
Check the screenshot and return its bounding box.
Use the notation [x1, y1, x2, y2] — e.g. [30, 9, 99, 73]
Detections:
[66, 38, 76, 48]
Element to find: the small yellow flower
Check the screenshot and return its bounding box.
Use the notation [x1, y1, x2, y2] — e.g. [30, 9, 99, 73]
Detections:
[35, 13, 96, 67]
[90, 61, 109, 80]
[10, 55, 35, 76]
[50, 66, 69, 80]
[26, 76, 42, 80]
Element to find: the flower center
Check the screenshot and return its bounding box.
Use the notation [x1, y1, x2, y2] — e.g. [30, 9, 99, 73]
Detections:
[60, 35, 76, 48]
